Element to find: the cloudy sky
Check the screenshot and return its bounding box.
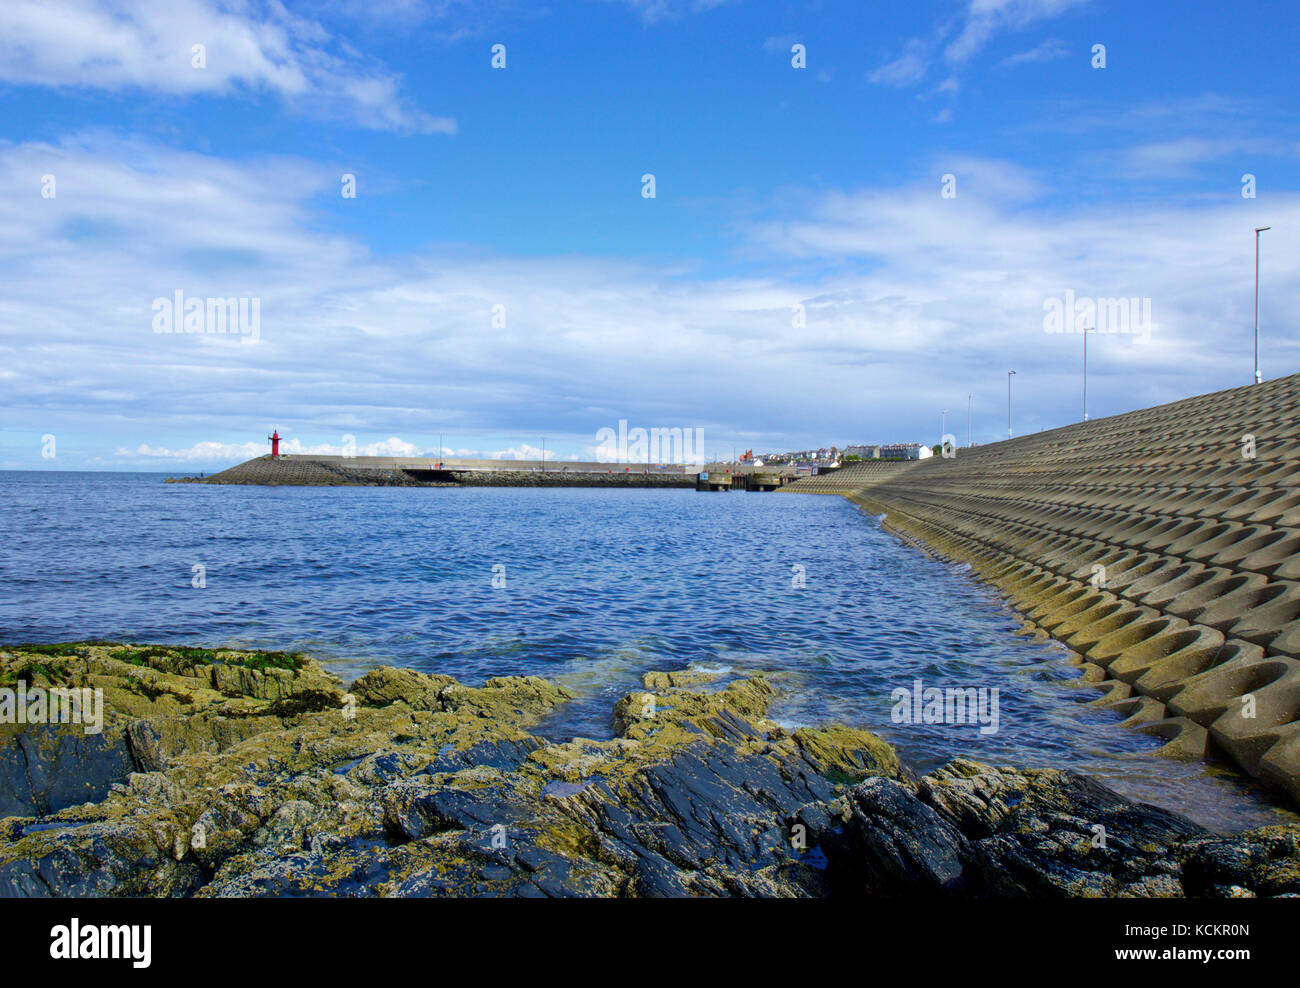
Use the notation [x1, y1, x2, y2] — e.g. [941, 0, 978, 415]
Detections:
[2, 0, 1296, 469]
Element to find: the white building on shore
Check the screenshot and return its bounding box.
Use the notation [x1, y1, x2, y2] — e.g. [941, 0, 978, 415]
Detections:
[879, 442, 933, 460]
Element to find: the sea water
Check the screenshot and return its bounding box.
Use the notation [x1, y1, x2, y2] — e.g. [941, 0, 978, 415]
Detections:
[0, 470, 1289, 831]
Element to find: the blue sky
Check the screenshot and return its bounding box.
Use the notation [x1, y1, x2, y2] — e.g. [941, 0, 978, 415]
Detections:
[1, 0, 1297, 469]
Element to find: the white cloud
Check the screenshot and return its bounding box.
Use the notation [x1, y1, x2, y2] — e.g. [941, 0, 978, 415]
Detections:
[868, 41, 929, 87]
[4, 134, 1299, 466]
[487, 444, 551, 460]
[999, 38, 1070, 67]
[945, 0, 1086, 63]
[118, 436, 426, 461]
[607, 0, 736, 24]
[1119, 137, 1300, 177]
[112, 436, 582, 464]
[748, 166, 1299, 404]
[869, 0, 1087, 88]
[0, 0, 454, 134]
[121, 440, 267, 462]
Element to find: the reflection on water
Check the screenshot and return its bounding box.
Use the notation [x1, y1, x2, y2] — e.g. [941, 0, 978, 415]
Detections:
[0, 471, 1292, 832]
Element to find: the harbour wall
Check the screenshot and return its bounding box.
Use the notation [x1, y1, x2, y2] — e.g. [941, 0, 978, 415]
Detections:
[169, 454, 799, 490]
[170, 455, 700, 488]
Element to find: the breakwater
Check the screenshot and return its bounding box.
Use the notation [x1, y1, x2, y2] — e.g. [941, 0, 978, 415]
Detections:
[168, 454, 698, 488]
[785, 374, 1300, 806]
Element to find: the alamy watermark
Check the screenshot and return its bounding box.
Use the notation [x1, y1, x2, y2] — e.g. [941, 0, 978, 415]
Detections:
[50, 919, 150, 968]
[1043, 290, 1151, 344]
[152, 291, 260, 343]
[595, 420, 706, 467]
[891, 678, 999, 735]
[0, 684, 103, 734]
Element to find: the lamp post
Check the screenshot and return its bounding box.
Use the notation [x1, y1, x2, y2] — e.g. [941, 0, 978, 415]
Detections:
[941, 409, 948, 442]
[966, 394, 972, 447]
[1007, 371, 1016, 439]
[1255, 226, 1271, 385]
[1083, 326, 1092, 421]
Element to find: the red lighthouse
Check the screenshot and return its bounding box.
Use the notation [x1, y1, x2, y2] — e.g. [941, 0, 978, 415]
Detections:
[268, 430, 281, 459]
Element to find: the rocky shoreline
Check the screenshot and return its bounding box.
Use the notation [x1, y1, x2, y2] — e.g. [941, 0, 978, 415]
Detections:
[2, 643, 1298, 898]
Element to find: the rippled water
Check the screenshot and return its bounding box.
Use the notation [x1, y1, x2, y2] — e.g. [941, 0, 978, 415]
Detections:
[0, 470, 1291, 831]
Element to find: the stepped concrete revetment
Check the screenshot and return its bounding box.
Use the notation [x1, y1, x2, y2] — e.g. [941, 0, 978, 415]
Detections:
[784, 374, 1300, 806]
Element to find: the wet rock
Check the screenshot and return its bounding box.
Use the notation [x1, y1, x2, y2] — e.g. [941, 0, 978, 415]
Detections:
[350, 667, 456, 711]
[917, 759, 1202, 897]
[796, 759, 1250, 898]
[1180, 826, 1300, 897]
[1, 643, 1297, 898]
[0, 728, 138, 818]
[808, 776, 974, 895]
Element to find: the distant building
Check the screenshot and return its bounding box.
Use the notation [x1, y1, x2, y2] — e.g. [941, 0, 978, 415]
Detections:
[843, 444, 881, 459]
[880, 442, 932, 460]
[760, 447, 846, 465]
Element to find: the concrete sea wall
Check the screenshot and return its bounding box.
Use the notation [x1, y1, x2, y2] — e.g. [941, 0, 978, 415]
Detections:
[785, 374, 1300, 805]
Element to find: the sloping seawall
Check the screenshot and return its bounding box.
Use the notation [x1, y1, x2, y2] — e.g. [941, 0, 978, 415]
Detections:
[785, 374, 1300, 805]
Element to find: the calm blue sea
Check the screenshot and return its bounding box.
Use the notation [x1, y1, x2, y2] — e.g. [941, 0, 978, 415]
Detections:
[0, 470, 1287, 830]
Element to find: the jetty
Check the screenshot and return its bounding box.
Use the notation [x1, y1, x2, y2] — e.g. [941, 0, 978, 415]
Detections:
[172, 454, 696, 488]
[784, 373, 1300, 805]
[171, 454, 796, 490]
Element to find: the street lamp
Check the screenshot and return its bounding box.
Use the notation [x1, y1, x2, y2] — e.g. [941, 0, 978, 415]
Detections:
[1007, 371, 1016, 439]
[1083, 326, 1093, 421]
[1255, 226, 1271, 385]
[941, 409, 948, 441]
[966, 394, 972, 447]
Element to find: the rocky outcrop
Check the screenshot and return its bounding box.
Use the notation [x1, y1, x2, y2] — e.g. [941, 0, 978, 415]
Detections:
[805, 761, 1205, 897]
[1, 643, 1297, 898]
